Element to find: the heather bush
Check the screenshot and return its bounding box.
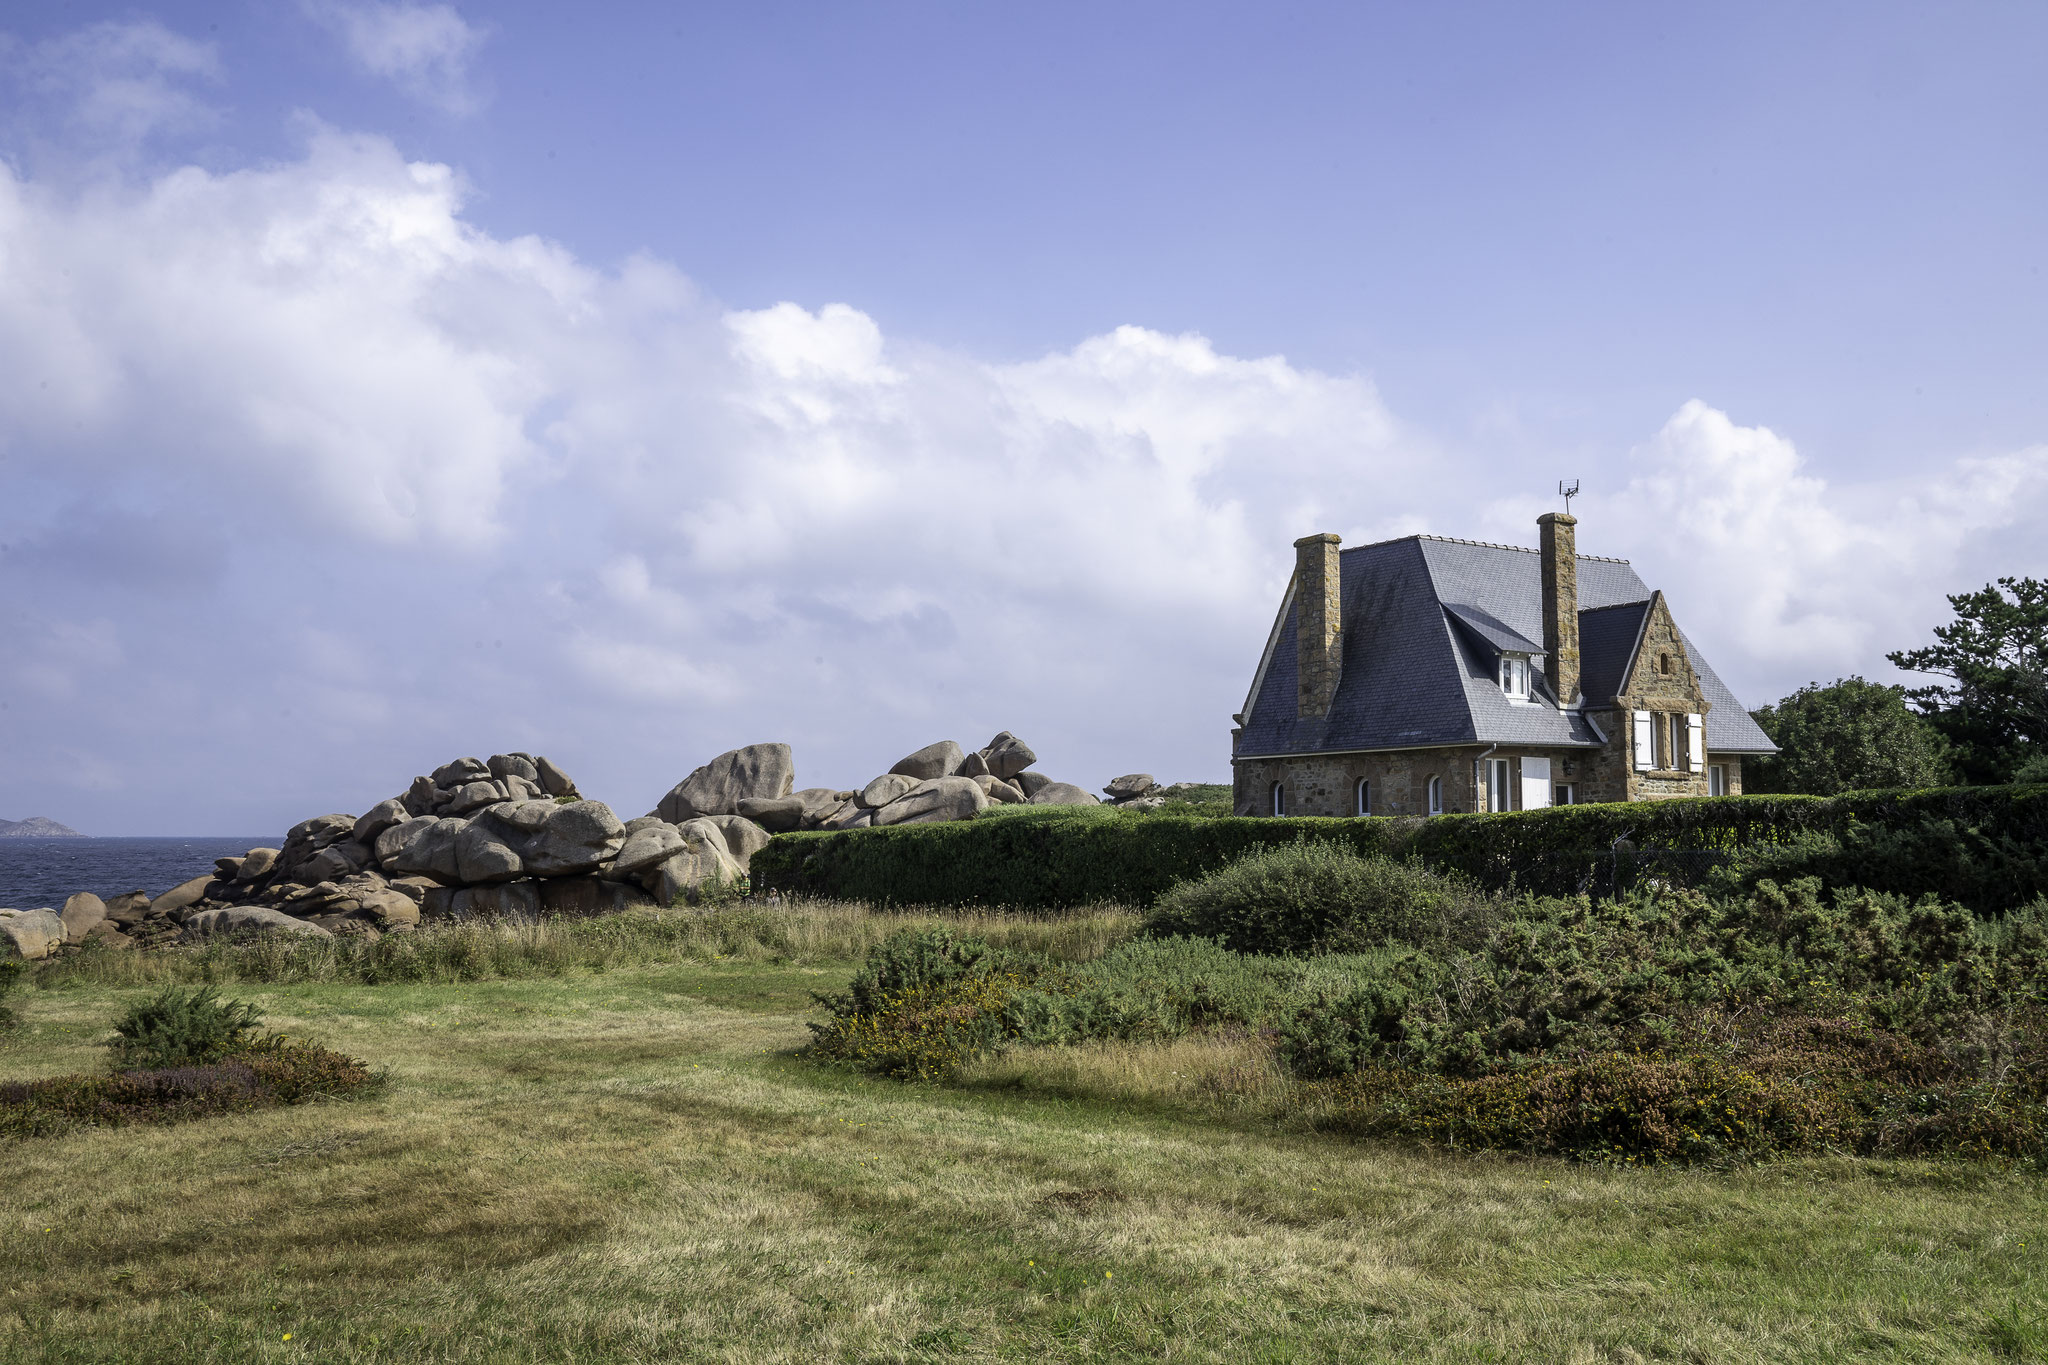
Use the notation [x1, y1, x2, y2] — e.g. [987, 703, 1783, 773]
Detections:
[0, 1043, 379, 1138]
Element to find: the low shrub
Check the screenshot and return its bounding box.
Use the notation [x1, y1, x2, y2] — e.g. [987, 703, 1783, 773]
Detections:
[106, 985, 269, 1068]
[806, 926, 1387, 1078]
[1143, 840, 1498, 954]
[0, 960, 23, 1028]
[1309, 1007, 2048, 1163]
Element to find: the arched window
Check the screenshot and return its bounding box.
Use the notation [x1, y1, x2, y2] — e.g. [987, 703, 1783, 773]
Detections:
[1271, 781, 1286, 816]
[1355, 778, 1371, 816]
[1427, 775, 1443, 816]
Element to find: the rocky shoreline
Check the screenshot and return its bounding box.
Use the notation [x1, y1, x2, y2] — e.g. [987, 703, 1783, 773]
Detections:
[0, 736, 1189, 960]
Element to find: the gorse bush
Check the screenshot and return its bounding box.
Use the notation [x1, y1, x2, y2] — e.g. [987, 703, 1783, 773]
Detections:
[1277, 880, 2048, 1081]
[816, 876, 2048, 1163]
[1142, 840, 1497, 954]
[107, 986, 269, 1069]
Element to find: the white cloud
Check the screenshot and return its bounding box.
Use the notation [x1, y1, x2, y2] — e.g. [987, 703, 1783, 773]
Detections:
[303, 1, 485, 114]
[1599, 401, 2048, 697]
[4, 20, 221, 154]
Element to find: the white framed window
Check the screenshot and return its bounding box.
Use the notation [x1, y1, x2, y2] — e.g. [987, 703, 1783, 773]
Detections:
[1499, 654, 1530, 699]
[1271, 781, 1286, 816]
[1555, 782, 1576, 805]
[1427, 775, 1443, 816]
[1631, 710, 1655, 770]
[1709, 764, 1727, 797]
[1487, 758, 1513, 812]
[1355, 778, 1371, 816]
[1520, 756, 1552, 809]
[1686, 713, 1705, 772]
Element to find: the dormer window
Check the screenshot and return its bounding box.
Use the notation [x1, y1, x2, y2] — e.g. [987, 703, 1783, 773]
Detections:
[1499, 654, 1531, 699]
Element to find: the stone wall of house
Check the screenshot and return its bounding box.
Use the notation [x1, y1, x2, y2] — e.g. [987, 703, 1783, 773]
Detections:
[1234, 741, 1748, 815]
[1233, 747, 1483, 817]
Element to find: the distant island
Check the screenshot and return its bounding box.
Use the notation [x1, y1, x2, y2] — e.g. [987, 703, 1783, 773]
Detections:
[0, 816, 85, 838]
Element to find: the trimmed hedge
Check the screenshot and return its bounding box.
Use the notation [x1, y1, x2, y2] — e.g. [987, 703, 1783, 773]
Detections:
[752, 784, 2048, 912]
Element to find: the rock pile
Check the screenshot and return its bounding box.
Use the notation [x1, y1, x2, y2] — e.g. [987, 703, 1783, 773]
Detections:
[1102, 774, 1164, 811]
[0, 732, 1145, 960]
[0, 752, 776, 959]
[713, 731, 1098, 834]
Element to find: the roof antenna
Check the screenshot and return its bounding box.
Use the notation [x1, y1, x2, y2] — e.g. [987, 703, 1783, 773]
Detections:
[1558, 479, 1580, 514]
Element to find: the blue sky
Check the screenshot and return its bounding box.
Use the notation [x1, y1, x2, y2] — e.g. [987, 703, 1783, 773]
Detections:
[2, 2, 2045, 833]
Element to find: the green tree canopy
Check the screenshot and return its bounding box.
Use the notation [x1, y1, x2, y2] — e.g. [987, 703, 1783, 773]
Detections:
[1887, 576, 2048, 784]
[1746, 676, 1953, 795]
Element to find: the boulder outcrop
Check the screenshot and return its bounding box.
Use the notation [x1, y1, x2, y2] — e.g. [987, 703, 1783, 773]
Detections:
[873, 776, 989, 826]
[657, 743, 795, 821]
[184, 906, 334, 941]
[0, 909, 66, 960]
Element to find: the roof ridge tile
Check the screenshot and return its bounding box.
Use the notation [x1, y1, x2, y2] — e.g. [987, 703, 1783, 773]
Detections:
[1339, 532, 1629, 563]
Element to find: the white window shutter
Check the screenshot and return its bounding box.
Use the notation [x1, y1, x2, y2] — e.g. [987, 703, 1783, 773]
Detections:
[1520, 757, 1551, 809]
[1687, 713, 1705, 771]
[1632, 711, 1654, 770]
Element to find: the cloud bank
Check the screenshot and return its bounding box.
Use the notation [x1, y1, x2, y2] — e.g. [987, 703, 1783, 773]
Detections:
[0, 127, 1418, 829]
[1, 25, 2044, 832]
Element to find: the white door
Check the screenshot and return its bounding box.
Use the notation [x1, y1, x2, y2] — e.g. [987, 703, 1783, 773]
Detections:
[1521, 756, 1552, 809]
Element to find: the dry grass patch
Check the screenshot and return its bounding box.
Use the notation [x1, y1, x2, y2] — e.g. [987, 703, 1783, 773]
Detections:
[957, 1030, 1289, 1112]
[29, 899, 1139, 993]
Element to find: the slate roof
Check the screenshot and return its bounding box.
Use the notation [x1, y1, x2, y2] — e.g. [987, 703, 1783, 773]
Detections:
[1236, 535, 1778, 759]
[1578, 600, 1652, 704]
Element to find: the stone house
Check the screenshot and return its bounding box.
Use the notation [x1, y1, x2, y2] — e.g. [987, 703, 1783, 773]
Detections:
[1230, 513, 1777, 817]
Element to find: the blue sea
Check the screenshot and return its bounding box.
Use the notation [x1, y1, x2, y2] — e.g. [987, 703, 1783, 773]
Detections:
[0, 838, 275, 910]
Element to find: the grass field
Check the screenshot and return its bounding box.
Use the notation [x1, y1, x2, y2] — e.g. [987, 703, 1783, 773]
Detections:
[3, 906, 2045, 1363]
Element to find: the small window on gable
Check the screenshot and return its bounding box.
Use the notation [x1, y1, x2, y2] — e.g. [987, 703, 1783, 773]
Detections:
[1659, 653, 1673, 675]
[1499, 654, 1530, 699]
[1355, 778, 1370, 816]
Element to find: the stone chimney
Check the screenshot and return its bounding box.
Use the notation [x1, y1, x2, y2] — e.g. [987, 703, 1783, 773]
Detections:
[1294, 533, 1342, 718]
[1538, 512, 1580, 704]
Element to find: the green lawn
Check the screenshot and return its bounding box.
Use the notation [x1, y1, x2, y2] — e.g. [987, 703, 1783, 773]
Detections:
[3, 942, 2045, 1363]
